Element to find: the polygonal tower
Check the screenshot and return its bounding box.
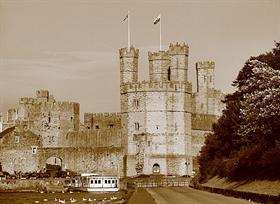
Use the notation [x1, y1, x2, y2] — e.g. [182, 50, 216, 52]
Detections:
[195, 61, 215, 114]
[168, 42, 189, 81]
[119, 46, 139, 84]
[121, 43, 193, 177]
[148, 51, 170, 82]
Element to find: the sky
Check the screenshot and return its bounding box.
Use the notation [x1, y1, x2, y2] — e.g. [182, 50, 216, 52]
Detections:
[0, 0, 279, 120]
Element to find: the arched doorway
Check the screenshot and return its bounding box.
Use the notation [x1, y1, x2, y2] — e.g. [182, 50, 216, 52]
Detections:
[152, 163, 160, 174]
[45, 157, 62, 177]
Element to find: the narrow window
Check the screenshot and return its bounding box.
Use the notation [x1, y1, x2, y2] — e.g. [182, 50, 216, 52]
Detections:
[135, 122, 139, 130]
[168, 67, 171, 81]
[98, 180, 101, 184]
[48, 112, 51, 123]
[95, 180, 97, 184]
[15, 136, 20, 143]
[134, 99, 139, 108]
[32, 146, 37, 154]
[108, 180, 111, 184]
[201, 104, 204, 109]
[105, 180, 107, 184]
[70, 116, 73, 122]
[91, 180, 94, 184]
[156, 125, 159, 130]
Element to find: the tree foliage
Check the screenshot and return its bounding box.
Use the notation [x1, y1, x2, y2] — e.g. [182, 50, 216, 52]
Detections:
[198, 42, 280, 181]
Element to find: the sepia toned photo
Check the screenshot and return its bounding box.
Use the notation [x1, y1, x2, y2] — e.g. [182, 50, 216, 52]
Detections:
[0, 0, 279, 203]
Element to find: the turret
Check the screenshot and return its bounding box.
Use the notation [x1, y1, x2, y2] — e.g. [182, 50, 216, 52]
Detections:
[36, 90, 49, 102]
[148, 51, 170, 82]
[119, 46, 139, 84]
[196, 61, 215, 92]
[168, 42, 189, 82]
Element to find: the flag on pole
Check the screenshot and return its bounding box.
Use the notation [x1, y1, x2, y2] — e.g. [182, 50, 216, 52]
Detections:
[122, 14, 128, 22]
[153, 14, 161, 24]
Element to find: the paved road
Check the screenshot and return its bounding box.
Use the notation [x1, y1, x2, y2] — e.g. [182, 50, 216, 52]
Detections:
[128, 187, 256, 204]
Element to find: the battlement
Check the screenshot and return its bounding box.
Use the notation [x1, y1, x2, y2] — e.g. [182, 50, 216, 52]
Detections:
[36, 90, 49, 98]
[119, 46, 139, 58]
[85, 112, 121, 121]
[196, 61, 215, 69]
[168, 42, 189, 55]
[121, 80, 192, 94]
[55, 101, 80, 110]
[20, 97, 35, 105]
[92, 112, 121, 118]
[148, 51, 169, 61]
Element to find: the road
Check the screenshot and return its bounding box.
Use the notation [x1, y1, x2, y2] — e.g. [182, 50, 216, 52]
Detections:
[128, 187, 256, 204]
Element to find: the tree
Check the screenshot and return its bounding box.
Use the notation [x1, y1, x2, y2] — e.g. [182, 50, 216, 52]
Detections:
[198, 42, 280, 181]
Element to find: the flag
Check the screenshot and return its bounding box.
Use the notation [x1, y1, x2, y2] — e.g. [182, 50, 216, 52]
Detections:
[122, 14, 128, 22]
[153, 14, 161, 24]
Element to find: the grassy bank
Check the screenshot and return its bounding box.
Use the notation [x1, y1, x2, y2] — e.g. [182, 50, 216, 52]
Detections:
[202, 176, 280, 196]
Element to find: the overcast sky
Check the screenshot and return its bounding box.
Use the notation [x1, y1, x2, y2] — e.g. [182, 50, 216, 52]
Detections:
[0, 0, 279, 120]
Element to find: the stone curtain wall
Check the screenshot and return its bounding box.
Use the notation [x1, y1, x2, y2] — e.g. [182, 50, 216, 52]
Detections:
[84, 112, 121, 130]
[64, 129, 124, 148]
[39, 147, 124, 176]
[0, 129, 41, 174]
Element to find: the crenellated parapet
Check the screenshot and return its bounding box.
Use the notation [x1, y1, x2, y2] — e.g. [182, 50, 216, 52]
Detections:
[119, 46, 139, 58]
[84, 112, 121, 130]
[168, 42, 189, 56]
[20, 97, 35, 105]
[92, 112, 121, 118]
[120, 80, 192, 94]
[148, 51, 169, 61]
[196, 61, 215, 69]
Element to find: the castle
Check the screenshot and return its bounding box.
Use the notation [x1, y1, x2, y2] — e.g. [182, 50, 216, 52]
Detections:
[0, 43, 224, 177]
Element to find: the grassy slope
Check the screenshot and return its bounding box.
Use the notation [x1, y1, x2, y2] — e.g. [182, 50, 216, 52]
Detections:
[201, 177, 280, 196]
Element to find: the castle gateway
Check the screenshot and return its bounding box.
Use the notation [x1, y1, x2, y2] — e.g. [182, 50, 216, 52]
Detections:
[0, 43, 224, 177]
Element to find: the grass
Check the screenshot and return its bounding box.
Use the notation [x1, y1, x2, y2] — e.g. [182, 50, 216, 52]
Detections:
[202, 176, 280, 196]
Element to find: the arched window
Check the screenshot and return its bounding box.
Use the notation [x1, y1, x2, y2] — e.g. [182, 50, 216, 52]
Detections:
[152, 163, 160, 174]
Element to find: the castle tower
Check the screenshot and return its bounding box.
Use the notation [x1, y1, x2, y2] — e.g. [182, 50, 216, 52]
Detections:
[196, 61, 215, 92]
[148, 51, 170, 81]
[121, 43, 193, 177]
[168, 42, 189, 82]
[119, 46, 139, 84]
[195, 61, 215, 114]
[36, 90, 49, 103]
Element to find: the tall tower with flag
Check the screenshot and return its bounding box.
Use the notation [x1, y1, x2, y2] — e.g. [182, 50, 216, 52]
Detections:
[120, 42, 193, 176]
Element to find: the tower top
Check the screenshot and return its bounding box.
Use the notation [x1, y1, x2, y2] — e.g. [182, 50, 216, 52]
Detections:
[148, 51, 169, 61]
[196, 61, 215, 69]
[119, 46, 139, 58]
[168, 42, 189, 55]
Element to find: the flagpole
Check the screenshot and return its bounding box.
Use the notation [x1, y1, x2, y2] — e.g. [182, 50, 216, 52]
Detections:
[128, 10, 131, 49]
[159, 14, 162, 51]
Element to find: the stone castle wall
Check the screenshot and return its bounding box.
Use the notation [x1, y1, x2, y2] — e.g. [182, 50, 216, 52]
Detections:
[64, 129, 124, 148]
[84, 112, 121, 130]
[17, 90, 80, 147]
[0, 42, 225, 177]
